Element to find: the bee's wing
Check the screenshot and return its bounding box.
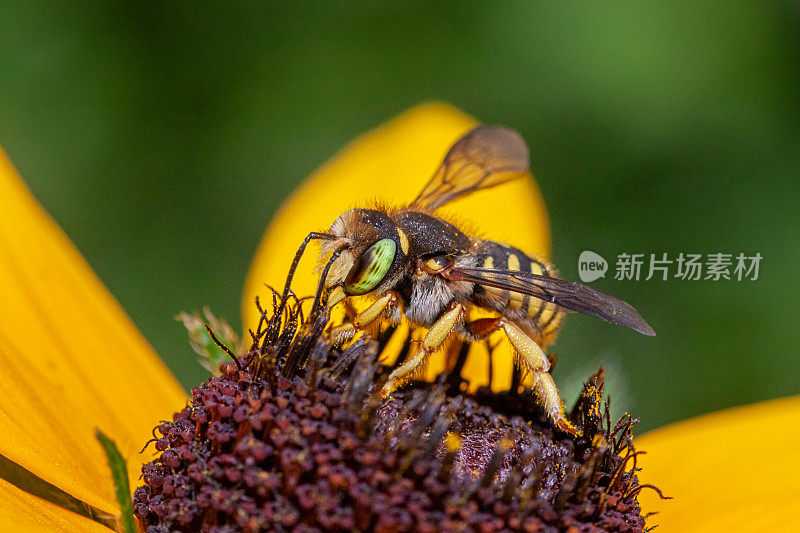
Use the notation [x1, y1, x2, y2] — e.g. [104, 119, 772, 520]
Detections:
[411, 126, 530, 210]
[444, 266, 656, 336]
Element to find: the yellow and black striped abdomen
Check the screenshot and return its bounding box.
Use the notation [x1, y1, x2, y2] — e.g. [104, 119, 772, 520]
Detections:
[472, 240, 562, 342]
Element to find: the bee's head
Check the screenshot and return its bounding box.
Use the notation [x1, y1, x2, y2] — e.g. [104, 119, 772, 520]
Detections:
[321, 208, 409, 296]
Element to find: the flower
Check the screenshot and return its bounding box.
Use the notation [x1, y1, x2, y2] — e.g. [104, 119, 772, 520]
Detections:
[636, 396, 800, 531]
[0, 103, 796, 532]
[134, 297, 649, 531]
[0, 146, 186, 530]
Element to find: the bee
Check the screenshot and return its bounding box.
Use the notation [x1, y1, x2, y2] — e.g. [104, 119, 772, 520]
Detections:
[280, 125, 655, 436]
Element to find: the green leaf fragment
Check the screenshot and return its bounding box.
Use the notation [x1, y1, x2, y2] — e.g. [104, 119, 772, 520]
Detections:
[95, 429, 136, 533]
[177, 308, 241, 375]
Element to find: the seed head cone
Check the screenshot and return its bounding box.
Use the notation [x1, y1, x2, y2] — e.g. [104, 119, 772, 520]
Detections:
[134, 296, 653, 532]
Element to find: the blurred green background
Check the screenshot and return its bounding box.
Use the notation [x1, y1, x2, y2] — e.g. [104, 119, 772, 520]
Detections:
[1, 1, 797, 432]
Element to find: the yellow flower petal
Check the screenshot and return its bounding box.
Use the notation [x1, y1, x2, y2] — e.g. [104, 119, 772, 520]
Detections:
[243, 102, 551, 390]
[637, 396, 800, 531]
[0, 480, 110, 532]
[0, 148, 186, 514]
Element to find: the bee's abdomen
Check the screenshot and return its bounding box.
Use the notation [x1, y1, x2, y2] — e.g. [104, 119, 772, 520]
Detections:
[473, 240, 561, 338]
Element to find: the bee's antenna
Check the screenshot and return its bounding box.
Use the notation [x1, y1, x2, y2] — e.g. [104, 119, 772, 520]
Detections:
[310, 243, 348, 316]
[277, 232, 337, 317]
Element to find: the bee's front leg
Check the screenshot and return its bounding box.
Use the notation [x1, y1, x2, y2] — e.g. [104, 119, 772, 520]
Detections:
[328, 290, 401, 345]
[381, 302, 466, 398]
[467, 317, 581, 437]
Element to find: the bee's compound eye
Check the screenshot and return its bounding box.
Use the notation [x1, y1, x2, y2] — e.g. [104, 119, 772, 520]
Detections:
[344, 238, 397, 295]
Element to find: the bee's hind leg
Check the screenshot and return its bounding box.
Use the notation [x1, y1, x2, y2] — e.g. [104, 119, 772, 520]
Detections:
[381, 303, 466, 398]
[467, 317, 581, 437]
[328, 290, 400, 345]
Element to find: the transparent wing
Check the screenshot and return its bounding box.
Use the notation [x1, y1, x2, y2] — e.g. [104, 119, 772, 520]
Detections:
[411, 125, 530, 210]
[444, 266, 656, 336]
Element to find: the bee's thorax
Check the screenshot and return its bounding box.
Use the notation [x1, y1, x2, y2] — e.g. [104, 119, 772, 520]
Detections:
[393, 211, 471, 257]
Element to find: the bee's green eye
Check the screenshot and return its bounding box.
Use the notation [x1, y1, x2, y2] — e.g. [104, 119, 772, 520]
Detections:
[344, 238, 396, 295]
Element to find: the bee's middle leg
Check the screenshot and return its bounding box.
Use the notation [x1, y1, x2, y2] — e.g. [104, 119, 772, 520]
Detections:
[328, 289, 400, 345]
[467, 317, 581, 437]
[381, 302, 466, 398]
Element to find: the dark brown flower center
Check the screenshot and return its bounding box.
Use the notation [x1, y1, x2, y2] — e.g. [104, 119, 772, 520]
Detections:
[134, 295, 655, 532]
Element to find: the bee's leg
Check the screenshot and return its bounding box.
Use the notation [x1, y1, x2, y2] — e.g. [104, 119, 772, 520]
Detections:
[466, 317, 581, 437]
[381, 303, 466, 398]
[329, 291, 400, 345]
